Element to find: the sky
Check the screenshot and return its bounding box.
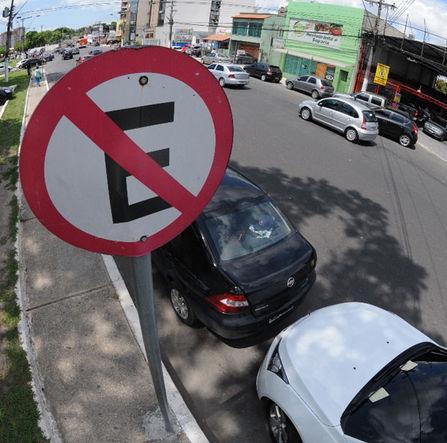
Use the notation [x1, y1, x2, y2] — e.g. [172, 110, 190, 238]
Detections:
[0, 0, 446, 44]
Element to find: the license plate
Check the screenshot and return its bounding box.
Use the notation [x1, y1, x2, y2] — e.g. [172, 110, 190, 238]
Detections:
[269, 305, 295, 324]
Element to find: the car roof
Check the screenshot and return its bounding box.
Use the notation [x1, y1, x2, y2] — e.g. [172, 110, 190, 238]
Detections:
[279, 302, 432, 426]
[202, 167, 265, 214]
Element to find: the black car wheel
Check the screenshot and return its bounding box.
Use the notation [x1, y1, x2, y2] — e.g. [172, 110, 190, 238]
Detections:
[311, 90, 320, 100]
[300, 107, 312, 121]
[399, 134, 412, 147]
[286, 82, 294, 90]
[261, 74, 267, 81]
[267, 402, 302, 443]
[170, 287, 198, 326]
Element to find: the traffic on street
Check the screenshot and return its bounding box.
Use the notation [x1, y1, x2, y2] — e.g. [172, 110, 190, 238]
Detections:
[3, 1, 447, 441]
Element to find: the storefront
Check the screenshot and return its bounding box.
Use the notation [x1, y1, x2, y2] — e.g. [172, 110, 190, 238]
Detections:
[278, 2, 364, 93]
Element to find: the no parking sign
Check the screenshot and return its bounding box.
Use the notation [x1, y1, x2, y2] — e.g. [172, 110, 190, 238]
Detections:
[19, 46, 233, 256]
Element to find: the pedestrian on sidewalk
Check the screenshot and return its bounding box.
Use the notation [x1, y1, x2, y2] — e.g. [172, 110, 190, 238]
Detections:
[27, 63, 31, 77]
[34, 67, 42, 87]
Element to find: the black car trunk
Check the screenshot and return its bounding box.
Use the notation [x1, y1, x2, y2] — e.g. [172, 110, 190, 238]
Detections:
[219, 232, 314, 317]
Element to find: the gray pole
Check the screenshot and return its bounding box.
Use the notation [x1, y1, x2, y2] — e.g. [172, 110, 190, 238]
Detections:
[4, 0, 14, 82]
[131, 253, 173, 433]
[168, 1, 174, 48]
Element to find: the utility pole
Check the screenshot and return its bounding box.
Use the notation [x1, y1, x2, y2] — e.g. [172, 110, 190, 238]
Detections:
[4, 0, 14, 82]
[361, 0, 396, 91]
[168, 1, 174, 49]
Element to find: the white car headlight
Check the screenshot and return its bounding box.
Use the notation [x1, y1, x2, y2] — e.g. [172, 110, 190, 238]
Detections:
[268, 343, 289, 384]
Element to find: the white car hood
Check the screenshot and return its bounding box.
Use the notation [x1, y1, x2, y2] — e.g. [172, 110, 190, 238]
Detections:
[280, 302, 432, 427]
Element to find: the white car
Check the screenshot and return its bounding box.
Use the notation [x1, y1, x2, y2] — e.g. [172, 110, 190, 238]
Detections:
[257, 302, 447, 442]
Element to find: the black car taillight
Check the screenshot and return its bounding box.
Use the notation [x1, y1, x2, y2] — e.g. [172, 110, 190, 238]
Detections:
[207, 293, 249, 314]
[268, 342, 289, 383]
[412, 122, 418, 134]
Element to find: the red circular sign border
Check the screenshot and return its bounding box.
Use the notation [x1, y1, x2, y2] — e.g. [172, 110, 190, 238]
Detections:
[19, 47, 233, 256]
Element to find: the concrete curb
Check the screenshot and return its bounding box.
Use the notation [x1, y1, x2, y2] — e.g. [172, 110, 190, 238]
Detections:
[15, 75, 63, 441]
[101, 255, 209, 443]
[417, 139, 447, 164]
[0, 99, 9, 120]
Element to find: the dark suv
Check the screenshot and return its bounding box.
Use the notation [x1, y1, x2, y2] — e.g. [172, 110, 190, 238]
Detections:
[375, 108, 418, 147]
[153, 168, 317, 340]
[244, 62, 282, 83]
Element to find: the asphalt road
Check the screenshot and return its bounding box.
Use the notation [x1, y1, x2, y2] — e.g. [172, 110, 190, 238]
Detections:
[45, 52, 447, 442]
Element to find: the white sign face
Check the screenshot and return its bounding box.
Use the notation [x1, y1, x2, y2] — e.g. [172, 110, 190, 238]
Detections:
[44, 73, 215, 243]
[288, 19, 344, 49]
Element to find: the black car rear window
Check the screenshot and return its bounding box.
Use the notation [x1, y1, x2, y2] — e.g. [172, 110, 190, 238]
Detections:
[228, 66, 244, 72]
[363, 111, 378, 122]
[203, 200, 292, 261]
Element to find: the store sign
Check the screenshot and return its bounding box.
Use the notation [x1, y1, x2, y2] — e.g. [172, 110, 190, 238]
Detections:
[174, 28, 193, 43]
[374, 63, 390, 86]
[288, 19, 343, 49]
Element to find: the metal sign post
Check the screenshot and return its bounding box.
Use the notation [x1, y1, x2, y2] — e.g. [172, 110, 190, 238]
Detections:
[19, 47, 233, 436]
[131, 253, 172, 432]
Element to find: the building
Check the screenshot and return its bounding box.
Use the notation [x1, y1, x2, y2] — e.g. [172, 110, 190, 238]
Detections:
[230, 13, 273, 59]
[277, 1, 365, 93]
[0, 27, 25, 48]
[117, 0, 139, 44]
[155, 0, 256, 47]
[134, 0, 161, 44]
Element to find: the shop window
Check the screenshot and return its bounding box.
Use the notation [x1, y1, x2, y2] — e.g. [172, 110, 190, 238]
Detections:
[233, 21, 248, 36]
[340, 70, 349, 82]
[248, 22, 262, 37]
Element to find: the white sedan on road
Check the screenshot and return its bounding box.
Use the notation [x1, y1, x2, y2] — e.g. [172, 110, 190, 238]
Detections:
[257, 302, 447, 442]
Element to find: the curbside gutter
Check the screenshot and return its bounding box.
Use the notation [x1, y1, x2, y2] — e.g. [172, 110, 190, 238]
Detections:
[102, 254, 209, 443]
[15, 75, 63, 441]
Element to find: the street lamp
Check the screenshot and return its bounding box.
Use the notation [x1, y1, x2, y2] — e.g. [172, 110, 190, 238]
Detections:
[16, 14, 40, 54]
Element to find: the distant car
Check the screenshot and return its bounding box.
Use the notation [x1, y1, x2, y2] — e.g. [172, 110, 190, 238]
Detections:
[78, 44, 87, 49]
[18, 58, 42, 68]
[286, 75, 334, 99]
[153, 167, 317, 340]
[0, 85, 15, 100]
[42, 52, 54, 61]
[76, 55, 94, 65]
[352, 91, 387, 108]
[233, 53, 256, 65]
[89, 49, 102, 56]
[62, 50, 73, 60]
[299, 97, 379, 143]
[423, 116, 447, 141]
[201, 52, 232, 65]
[257, 302, 447, 443]
[375, 108, 418, 147]
[0, 64, 12, 72]
[71, 47, 80, 55]
[244, 62, 282, 83]
[189, 44, 202, 56]
[207, 63, 250, 87]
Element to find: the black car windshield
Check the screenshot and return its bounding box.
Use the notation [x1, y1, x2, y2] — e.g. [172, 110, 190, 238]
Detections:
[203, 200, 292, 261]
[228, 66, 245, 72]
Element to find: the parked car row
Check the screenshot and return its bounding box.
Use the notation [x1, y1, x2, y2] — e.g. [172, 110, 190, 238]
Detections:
[153, 167, 447, 442]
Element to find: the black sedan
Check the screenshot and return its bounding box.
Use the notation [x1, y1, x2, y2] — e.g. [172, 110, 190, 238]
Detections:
[62, 50, 73, 60]
[244, 62, 282, 83]
[374, 108, 418, 148]
[153, 168, 317, 340]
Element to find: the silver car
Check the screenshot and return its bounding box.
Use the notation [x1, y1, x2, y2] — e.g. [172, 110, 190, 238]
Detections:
[207, 63, 250, 87]
[298, 97, 379, 142]
[286, 75, 334, 99]
[201, 53, 232, 65]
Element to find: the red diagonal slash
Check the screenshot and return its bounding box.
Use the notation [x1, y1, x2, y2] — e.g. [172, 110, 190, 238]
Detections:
[63, 90, 197, 217]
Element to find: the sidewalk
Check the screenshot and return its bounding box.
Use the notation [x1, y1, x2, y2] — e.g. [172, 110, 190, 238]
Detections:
[417, 131, 447, 163]
[17, 79, 197, 442]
